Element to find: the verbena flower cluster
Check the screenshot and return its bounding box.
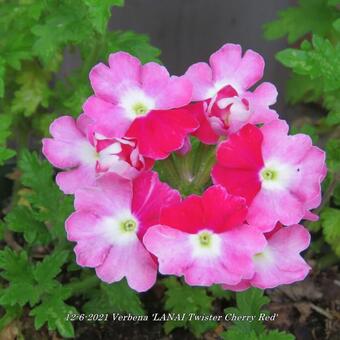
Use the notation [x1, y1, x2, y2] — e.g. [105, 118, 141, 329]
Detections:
[42, 44, 326, 292]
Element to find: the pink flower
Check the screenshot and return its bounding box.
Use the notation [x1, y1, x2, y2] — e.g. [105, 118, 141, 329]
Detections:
[184, 44, 278, 143]
[222, 224, 311, 290]
[66, 171, 180, 292]
[212, 120, 327, 231]
[143, 185, 266, 286]
[83, 52, 198, 159]
[42, 115, 153, 194]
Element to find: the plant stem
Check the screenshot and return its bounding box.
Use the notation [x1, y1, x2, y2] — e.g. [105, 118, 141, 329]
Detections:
[65, 275, 99, 298]
[191, 145, 216, 192]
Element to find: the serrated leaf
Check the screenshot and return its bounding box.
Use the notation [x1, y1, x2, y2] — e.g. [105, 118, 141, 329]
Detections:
[321, 208, 340, 256]
[225, 289, 270, 335]
[18, 150, 73, 241]
[34, 250, 69, 284]
[263, 0, 337, 43]
[163, 278, 216, 336]
[84, 0, 124, 34]
[277, 36, 340, 92]
[0, 147, 16, 165]
[0, 248, 33, 283]
[5, 206, 50, 244]
[83, 280, 144, 315]
[326, 139, 340, 171]
[0, 57, 4, 97]
[32, 2, 93, 65]
[0, 282, 40, 307]
[11, 64, 51, 116]
[99, 30, 161, 64]
[30, 286, 76, 338]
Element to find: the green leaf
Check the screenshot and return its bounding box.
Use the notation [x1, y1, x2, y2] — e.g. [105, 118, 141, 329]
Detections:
[225, 289, 270, 336]
[0, 305, 22, 331]
[84, 0, 124, 34]
[0, 114, 15, 165]
[5, 206, 50, 244]
[0, 56, 4, 97]
[0, 282, 40, 307]
[222, 329, 295, 340]
[163, 278, 216, 336]
[277, 36, 340, 92]
[0, 147, 16, 165]
[321, 208, 340, 256]
[326, 139, 340, 172]
[18, 150, 73, 241]
[31, 1, 93, 65]
[83, 280, 144, 315]
[263, 0, 337, 43]
[11, 64, 51, 116]
[285, 74, 323, 104]
[100, 30, 161, 64]
[33, 250, 69, 284]
[209, 285, 233, 299]
[0, 248, 33, 283]
[30, 286, 76, 338]
[259, 329, 295, 340]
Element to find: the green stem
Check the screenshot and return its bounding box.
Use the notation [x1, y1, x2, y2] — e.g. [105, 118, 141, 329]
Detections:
[157, 155, 181, 188]
[65, 275, 99, 298]
[191, 145, 216, 192]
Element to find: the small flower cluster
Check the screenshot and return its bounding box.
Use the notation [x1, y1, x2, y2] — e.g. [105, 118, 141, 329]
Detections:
[43, 44, 326, 292]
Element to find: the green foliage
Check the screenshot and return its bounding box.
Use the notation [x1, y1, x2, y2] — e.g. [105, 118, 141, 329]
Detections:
[83, 280, 144, 315]
[264, 0, 340, 261]
[222, 289, 294, 340]
[0, 1, 160, 337]
[222, 328, 295, 340]
[320, 208, 340, 255]
[0, 114, 15, 165]
[264, 0, 338, 43]
[162, 278, 217, 336]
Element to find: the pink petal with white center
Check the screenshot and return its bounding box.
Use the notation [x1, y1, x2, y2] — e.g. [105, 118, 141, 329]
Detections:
[262, 122, 313, 165]
[56, 165, 97, 195]
[159, 185, 247, 235]
[132, 171, 181, 237]
[126, 108, 199, 159]
[140, 62, 192, 109]
[143, 225, 193, 277]
[83, 96, 132, 138]
[143, 224, 266, 286]
[95, 240, 157, 292]
[250, 225, 311, 289]
[89, 52, 141, 103]
[184, 62, 214, 101]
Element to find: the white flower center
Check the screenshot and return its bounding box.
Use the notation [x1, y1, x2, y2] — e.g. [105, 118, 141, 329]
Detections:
[100, 211, 139, 246]
[260, 159, 295, 191]
[120, 88, 155, 118]
[189, 230, 221, 259]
